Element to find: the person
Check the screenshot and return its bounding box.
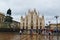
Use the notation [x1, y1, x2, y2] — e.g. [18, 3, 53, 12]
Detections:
[19, 30, 22, 35]
[48, 30, 53, 40]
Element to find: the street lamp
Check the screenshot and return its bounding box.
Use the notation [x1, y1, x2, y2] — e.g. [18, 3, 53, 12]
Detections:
[54, 16, 59, 40]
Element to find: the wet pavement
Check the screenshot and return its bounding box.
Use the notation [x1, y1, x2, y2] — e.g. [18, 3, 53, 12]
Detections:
[0, 32, 20, 40]
[0, 32, 60, 40]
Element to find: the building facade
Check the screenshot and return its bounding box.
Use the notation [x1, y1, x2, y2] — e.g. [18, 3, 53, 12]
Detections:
[0, 12, 20, 28]
[50, 23, 60, 30]
[20, 9, 45, 29]
[11, 20, 20, 28]
[0, 12, 5, 23]
[0, 12, 5, 28]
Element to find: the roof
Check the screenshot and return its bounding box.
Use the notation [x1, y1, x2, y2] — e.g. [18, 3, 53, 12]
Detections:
[50, 23, 60, 25]
[0, 12, 5, 16]
[12, 20, 20, 24]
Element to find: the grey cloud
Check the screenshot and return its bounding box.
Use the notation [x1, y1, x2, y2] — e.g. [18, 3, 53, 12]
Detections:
[0, 0, 60, 24]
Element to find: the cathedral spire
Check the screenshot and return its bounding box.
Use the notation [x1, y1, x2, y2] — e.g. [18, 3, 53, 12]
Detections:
[28, 9, 30, 13]
[42, 15, 44, 19]
[34, 8, 37, 15]
[21, 16, 23, 20]
[34, 8, 36, 12]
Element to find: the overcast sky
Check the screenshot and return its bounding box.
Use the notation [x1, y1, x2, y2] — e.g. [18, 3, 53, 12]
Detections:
[0, 0, 60, 25]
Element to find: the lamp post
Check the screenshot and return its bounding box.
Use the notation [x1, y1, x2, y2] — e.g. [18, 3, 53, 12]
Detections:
[54, 16, 59, 40]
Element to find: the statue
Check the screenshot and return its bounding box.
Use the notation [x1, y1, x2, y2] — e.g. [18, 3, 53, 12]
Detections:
[7, 8, 11, 15]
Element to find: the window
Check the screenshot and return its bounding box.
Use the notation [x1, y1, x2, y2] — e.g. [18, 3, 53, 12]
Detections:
[36, 26, 38, 29]
[31, 26, 33, 29]
[40, 22, 42, 25]
[40, 26, 42, 29]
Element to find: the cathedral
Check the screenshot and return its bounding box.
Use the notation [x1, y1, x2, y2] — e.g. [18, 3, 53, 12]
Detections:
[20, 9, 45, 30]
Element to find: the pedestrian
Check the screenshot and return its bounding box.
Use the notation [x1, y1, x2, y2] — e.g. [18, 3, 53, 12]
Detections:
[49, 31, 53, 40]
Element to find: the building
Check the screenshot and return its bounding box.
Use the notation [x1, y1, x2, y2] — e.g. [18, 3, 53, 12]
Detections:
[49, 23, 60, 30]
[0, 12, 20, 28]
[0, 12, 5, 28]
[11, 20, 20, 28]
[20, 9, 45, 40]
[20, 9, 45, 29]
[0, 12, 5, 23]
